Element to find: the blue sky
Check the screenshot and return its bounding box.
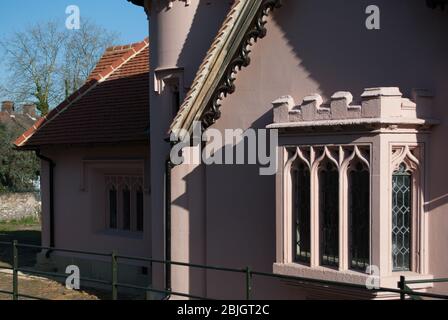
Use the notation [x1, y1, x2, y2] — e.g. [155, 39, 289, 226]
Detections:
[0, 0, 148, 88]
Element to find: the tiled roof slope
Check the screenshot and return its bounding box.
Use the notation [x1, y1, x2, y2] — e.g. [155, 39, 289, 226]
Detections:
[0, 112, 36, 133]
[15, 39, 150, 148]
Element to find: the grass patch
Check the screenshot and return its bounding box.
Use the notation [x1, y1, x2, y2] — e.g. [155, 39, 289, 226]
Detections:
[0, 216, 40, 232]
[0, 216, 41, 269]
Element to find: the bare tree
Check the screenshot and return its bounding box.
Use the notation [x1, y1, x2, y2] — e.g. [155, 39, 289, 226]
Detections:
[0, 20, 118, 116]
[61, 20, 118, 98]
[1, 22, 64, 115]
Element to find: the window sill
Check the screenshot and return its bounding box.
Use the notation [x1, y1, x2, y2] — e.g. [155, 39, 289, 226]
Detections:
[274, 263, 370, 286]
[273, 263, 434, 290]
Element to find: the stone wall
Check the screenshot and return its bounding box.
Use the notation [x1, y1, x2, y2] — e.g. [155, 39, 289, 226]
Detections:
[0, 193, 41, 222]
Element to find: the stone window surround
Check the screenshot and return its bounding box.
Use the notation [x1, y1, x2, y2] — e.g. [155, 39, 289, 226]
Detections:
[284, 145, 370, 270]
[278, 144, 372, 270]
[274, 141, 432, 291]
[271, 87, 437, 291]
[390, 145, 422, 272]
[80, 158, 149, 238]
[105, 174, 144, 233]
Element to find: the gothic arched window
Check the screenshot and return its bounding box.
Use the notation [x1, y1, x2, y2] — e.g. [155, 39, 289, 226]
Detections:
[292, 160, 311, 264]
[392, 164, 412, 271]
[105, 175, 145, 233]
[319, 161, 339, 268]
[349, 161, 370, 271]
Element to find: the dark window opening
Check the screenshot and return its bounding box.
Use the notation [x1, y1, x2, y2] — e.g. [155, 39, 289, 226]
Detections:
[320, 161, 339, 268]
[293, 162, 311, 264]
[349, 162, 370, 271]
[109, 187, 117, 229]
[171, 84, 180, 118]
[123, 187, 131, 231]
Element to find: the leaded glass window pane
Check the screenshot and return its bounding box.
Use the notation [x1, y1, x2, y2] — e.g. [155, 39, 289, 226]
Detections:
[392, 164, 412, 271]
[320, 162, 339, 267]
[293, 162, 311, 263]
[349, 163, 370, 271]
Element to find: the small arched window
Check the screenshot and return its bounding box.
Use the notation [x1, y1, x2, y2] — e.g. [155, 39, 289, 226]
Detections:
[105, 175, 144, 233]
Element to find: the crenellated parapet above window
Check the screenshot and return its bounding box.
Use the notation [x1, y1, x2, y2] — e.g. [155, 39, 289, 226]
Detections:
[271, 87, 438, 296]
[268, 87, 438, 133]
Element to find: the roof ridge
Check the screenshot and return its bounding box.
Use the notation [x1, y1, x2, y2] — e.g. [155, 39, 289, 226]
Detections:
[106, 37, 150, 52]
[15, 38, 150, 148]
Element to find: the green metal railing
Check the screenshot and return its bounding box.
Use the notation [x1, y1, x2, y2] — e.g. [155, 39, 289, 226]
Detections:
[1, 240, 448, 300]
[399, 276, 448, 300]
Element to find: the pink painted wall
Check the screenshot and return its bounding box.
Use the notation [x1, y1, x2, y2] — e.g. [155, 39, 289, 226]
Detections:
[148, 0, 233, 292]
[165, 0, 448, 298]
[39, 145, 151, 258]
[38, 0, 447, 299]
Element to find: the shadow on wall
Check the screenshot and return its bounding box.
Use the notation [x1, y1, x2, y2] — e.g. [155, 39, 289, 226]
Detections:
[170, 124, 317, 299]
[275, 0, 448, 101]
[0, 230, 41, 268]
[168, 0, 448, 298]
[176, 0, 231, 85]
[275, 0, 448, 207]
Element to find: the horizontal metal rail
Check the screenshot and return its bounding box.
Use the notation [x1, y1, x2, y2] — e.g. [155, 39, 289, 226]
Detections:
[0, 289, 13, 296]
[15, 243, 111, 257]
[251, 270, 448, 299]
[17, 268, 111, 286]
[405, 278, 448, 284]
[0, 266, 13, 271]
[404, 284, 423, 300]
[1, 240, 448, 300]
[116, 253, 246, 274]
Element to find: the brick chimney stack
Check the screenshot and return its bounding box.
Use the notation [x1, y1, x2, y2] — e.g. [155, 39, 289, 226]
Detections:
[1, 101, 15, 113]
[22, 103, 37, 118]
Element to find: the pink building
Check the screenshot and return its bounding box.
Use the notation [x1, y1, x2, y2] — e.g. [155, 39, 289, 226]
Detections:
[16, 0, 448, 299]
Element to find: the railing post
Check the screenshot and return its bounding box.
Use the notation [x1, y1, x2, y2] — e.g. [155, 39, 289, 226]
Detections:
[12, 240, 18, 300]
[245, 267, 252, 300]
[111, 251, 118, 300]
[399, 275, 406, 300]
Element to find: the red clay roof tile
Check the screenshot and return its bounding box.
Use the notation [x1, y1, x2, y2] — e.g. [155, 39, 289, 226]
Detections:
[15, 38, 150, 148]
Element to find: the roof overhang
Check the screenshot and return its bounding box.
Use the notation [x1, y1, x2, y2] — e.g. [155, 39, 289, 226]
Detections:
[169, 0, 282, 141]
[127, 0, 145, 7]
